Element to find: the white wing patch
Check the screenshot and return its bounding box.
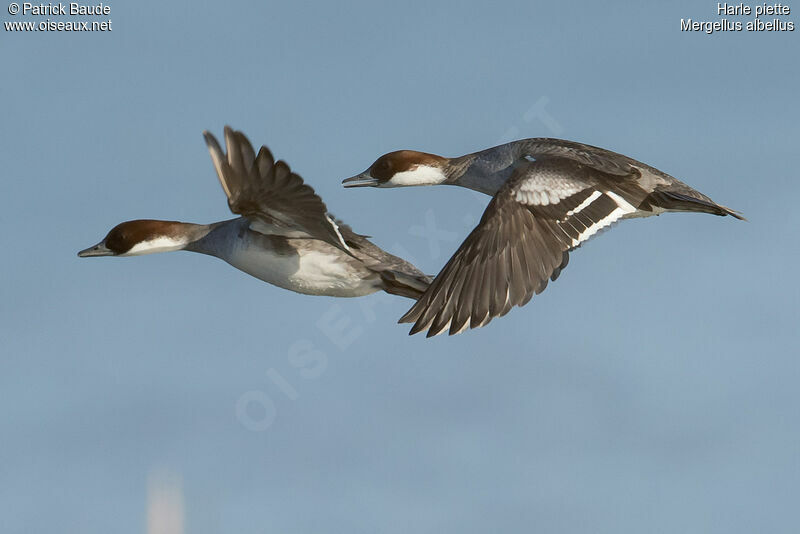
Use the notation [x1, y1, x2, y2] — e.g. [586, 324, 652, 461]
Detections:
[567, 190, 602, 216]
[514, 179, 588, 206]
[325, 214, 350, 251]
[605, 191, 636, 212]
[566, 191, 637, 247]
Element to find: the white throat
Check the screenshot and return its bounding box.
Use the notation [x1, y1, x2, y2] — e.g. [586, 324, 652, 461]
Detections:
[387, 165, 447, 187]
[122, 236, 191, 256]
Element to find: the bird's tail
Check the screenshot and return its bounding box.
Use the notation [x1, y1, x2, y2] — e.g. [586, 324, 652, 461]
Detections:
[379, 270, 433, 300]
[645, 190, 746, 220]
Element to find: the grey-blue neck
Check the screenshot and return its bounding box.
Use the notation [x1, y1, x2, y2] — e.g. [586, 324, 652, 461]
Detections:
[449, 167, 513, 195]
[183, 218, 243, 258]
[446, 143, 520, 196]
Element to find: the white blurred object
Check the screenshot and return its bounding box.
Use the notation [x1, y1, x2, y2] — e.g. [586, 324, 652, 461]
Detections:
[147, 468, 184, 534]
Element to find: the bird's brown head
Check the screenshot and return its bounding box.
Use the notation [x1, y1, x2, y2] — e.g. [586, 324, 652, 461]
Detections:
[342, 150, 449, 188]
[77, 220, 192, 258]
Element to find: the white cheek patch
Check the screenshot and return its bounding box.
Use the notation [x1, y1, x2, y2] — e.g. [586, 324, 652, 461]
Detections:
[122, 236, 189, 256]
[388, 165, 447, 187]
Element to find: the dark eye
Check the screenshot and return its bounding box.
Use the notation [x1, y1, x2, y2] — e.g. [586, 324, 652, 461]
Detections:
[371, 157, 392, 179]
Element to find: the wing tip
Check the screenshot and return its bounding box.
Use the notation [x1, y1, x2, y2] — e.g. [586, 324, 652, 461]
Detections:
[398, 307, 419, 324]
[202, 129, 218, 148]
[724, 207, 747, 221]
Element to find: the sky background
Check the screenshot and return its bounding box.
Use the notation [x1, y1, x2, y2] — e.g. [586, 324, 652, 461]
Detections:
[2, 1, 799, 533]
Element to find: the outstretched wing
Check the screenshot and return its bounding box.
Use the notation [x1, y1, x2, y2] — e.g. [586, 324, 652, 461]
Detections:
[400, 158, 645, 337]
[203, 126, 348, 251]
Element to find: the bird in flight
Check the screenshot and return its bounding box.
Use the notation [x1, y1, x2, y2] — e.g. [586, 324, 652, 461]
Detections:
[344, 138, 743, 337]
[79, 127, 430, 300]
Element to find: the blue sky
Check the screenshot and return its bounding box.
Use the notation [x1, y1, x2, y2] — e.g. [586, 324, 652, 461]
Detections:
[2, 1, 798, 532]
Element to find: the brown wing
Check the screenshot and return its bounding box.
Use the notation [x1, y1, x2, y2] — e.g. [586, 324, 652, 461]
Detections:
[203, 126, 348, 250]
[400, 158, 644, 337]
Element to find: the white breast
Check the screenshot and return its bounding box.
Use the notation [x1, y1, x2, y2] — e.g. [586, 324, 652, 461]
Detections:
[225, 243, 381, 297]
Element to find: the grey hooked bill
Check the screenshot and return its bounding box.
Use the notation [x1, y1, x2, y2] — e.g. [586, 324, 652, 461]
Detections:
[77, 241, 113, 257]
[342, 173, 379, 188]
